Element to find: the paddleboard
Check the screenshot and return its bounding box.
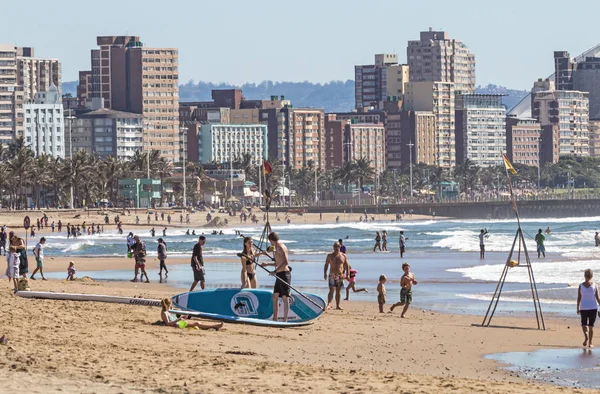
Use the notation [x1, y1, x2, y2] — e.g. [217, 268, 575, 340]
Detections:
[16, 291, 161, 307]
[169, 309, 314, 327]
[172, 288, 325, 323]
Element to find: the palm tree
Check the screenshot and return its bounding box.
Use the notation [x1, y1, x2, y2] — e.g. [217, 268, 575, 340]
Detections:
[334, 161, 356, 192]
[353, 157, 375, 193]
[5, 144, 35, 208]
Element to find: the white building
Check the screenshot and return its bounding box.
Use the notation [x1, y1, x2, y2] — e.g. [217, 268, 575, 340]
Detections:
[455, 94, 506, 167]
[0, 44, 22, 144]
[199, 124, 268, 165]
[24, 84, 64, 158]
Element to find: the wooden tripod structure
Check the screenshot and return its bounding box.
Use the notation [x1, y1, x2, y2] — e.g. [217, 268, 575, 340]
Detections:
[481, 155, 546, 330]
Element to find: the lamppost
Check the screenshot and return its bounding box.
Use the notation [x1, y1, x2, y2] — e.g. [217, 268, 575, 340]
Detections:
[64, 114, 76, 209]
[180, 126, 187, 208]
[537, 137, 542, 190]
[407, 141, 414, 198]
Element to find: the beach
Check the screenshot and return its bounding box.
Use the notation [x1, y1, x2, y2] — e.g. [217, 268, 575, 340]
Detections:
[0, 279, 595, 394]
[1, 208, 599, 392]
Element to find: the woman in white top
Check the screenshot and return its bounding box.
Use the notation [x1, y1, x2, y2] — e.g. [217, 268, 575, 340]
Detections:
[577, 269, 600, 348]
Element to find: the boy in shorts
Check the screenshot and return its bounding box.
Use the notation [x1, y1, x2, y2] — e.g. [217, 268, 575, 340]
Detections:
[377, 275, 387, 313]
[390, 262, 417, 317]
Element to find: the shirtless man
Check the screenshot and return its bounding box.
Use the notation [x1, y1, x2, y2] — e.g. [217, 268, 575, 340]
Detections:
[324, 242, 349, 310]
[261, 232, 291, 322]
[390, 262, 417, 317]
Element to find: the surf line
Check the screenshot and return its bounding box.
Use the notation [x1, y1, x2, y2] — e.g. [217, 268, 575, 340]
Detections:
[237, 234, 325, 312]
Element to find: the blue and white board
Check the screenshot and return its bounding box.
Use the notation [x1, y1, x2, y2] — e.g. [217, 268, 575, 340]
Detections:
[169, 309, 314, 327]
[172, 288, 325, 326]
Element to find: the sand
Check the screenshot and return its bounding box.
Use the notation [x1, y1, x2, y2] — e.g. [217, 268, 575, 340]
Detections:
[0, 279, 594, 394]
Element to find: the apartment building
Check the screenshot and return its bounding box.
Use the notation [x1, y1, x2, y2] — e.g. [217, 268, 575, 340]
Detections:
[407, 29, 476, 94]
[324, 114, 349, 170]
[277, 108, 325, 169]
[404, 81, 455, 167]
[532, 89, 589, 163]
[0, 44, 21, 144]
[400, 111, 437, 167]
[555, 51, 600, 118]
[81, 36, 180, 161]
[16, 48, 61, 102]
[68, 108, 143, 160]
[455, 94, 506, 167]
[506, 117, 542, 166]
[198, 124, 268, 165]
[343, 122, 386, 175]
[23, 85, 64, 158]
[77, 71, 93, 108]
[589, 119, 600, 157]
[354, 54, 409, 110]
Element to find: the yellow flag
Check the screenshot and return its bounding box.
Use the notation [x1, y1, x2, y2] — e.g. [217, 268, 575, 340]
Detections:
[501, 153, 517, 175]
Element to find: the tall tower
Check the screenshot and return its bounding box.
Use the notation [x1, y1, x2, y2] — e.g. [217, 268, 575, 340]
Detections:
[354, 54, 409, 110]
[407, 28, 475, 94]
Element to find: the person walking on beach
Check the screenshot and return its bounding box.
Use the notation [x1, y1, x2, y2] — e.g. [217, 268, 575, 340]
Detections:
[324, 242, 349, 310]
[6, 246, 20, 292]
[157, 238, 168, 278]
[131, 235, 149, 283]
[126, 232, 135, 254]
[373, 232, 382, 252]
[338, 239, 346, 254]
[190, 236, 206, 291]
[30, 237, 47, 281]
[390, 262, 418, 318]
[577, 269, 600, 348]
[382, 231, 388, 251]
[377, 275, 387, 313]
[67, 261, 76, 281]
[535, 229, 546, 258]
[479, 229, 488, 259]
[344, 267, 368, 300]
[0, 227, 6, 256]
[10, 232, 28, 279]
[399, 231, 406, 258]
[57, 220, 62, 232]
[260, 232, 291, 322]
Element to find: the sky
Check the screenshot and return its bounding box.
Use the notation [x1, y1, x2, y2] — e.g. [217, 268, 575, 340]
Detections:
[2, 0, 599, 89]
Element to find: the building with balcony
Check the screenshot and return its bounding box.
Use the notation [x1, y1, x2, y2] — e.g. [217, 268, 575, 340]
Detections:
[16, 47, 61, 101]
[198, 124, 268, 165]
[407, 28, 476, 94]
[277, 108, 325, 169]
[68, 108, 143, 160]
[554, 51, 600, 119]
[354, 54, 409, 111]
[400, 111, 437, 167]
[506, 117, 541, 167]
[344, 122, 386, 175]
[532, 88, 589, 163]
[455, 94, 506, 167]
[404, 81, 455, 167]
[0, 44, 22, 144]
[588, 119, 600, 157]
[23, 85, 64, 158]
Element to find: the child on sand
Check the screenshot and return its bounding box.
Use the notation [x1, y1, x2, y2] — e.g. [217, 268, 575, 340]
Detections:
[160, 298, 223, 330]
[344, 268, 368, 300]
[5, 246, 19, 292]
[67, 262, 76, 281]
[390, 262, 418, 318]
[377, 275, 387, 313]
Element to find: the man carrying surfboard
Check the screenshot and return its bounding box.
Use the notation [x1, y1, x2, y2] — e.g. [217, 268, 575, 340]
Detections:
[190, 236, 206, 291]
[260, 232, 291, 322]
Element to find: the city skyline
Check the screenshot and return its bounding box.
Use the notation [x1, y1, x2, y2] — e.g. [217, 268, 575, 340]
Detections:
[2, 0, 599, 89]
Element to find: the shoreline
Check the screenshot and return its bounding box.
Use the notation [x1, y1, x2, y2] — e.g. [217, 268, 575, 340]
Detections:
[1, 278, 594, 393]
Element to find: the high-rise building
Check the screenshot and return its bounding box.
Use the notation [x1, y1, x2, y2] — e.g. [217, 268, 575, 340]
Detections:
[400, 111, 437, 167]
[505, 117, 541, 167]
[532, 88, 589, 163]
[24, 85, 64, 158]
[344, 122, 386, 175]
[16, 48, 61, 102]
[323, 114, 349, 170]
[77, 71, 93, 108]
[455, 94, 506, 167]
[407, 29, 475, 94]
[404, 81, 455, 167]
[198, 124, 268, 165]
[0, 44, 21, 144]
[589, 119, 600, 157]
[68, 108, 143, 160]
[554, 51, 600, 119]
[278, 108, 325, 169]
[354, 54, 409, 110]
[82, 36, 180, 161]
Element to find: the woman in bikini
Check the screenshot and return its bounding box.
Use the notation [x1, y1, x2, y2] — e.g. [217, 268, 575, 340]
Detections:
[160, 298, 223, 330]
[240, 236, 258, 288]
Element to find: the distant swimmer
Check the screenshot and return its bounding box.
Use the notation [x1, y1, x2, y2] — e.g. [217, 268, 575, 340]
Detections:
[535, 229, 546, 258]
[596, 232, 600, 247]
[373, 232, 382, 252]
[479, 229, 488, 259]
[545, 227, 551, 235]
[382, 231, 388, 251]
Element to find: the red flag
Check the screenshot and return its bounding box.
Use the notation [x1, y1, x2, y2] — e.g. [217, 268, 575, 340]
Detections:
[263, 161, 272, 175]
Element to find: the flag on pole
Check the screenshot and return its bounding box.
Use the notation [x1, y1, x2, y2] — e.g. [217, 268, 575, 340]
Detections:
[501, 153, 517, 175]
[263, 161, 272, 175]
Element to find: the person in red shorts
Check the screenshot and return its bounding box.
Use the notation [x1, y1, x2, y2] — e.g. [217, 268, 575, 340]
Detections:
[131, 235, 149, 283]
